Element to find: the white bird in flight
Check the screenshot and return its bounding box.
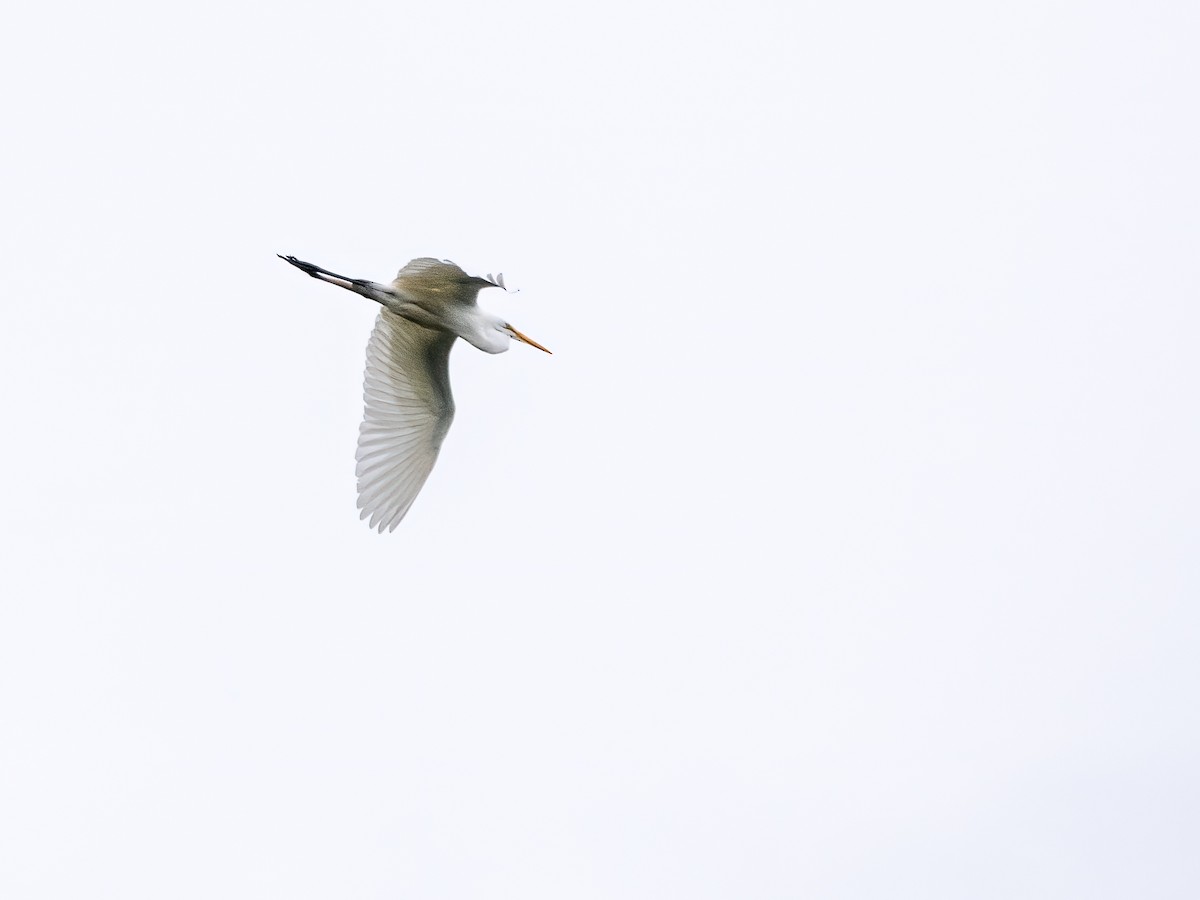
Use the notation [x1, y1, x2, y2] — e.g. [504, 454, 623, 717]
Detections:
[279, 253, 551, 532]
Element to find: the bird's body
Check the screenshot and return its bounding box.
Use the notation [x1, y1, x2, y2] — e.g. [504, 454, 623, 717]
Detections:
[279, 254, 550, 531]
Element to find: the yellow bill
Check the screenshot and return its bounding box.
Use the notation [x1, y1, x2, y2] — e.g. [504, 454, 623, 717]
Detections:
[507, 325, 553, 354]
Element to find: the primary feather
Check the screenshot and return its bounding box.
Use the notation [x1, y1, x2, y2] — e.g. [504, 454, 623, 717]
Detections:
[355, 309, 456, 532]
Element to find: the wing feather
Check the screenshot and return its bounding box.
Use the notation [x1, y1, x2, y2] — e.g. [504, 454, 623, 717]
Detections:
[355, 309, 455, 532]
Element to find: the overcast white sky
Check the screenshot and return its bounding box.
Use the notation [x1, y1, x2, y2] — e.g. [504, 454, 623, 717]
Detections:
[1, 1, 1197, 897]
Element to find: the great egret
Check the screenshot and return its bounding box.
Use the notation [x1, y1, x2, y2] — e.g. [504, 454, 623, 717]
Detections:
[279, 254, 551, 532]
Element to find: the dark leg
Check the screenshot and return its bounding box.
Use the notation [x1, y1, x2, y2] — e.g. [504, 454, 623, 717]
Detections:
[277, 254, 397, 304]
[277, 254, 358, 285]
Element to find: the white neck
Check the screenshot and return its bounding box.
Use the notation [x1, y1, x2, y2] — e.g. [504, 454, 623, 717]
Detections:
[459, 308, 511, 354]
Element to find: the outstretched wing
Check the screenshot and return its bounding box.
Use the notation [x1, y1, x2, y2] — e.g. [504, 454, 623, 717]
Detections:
[393, 258, 504, 304]
[396, 256, 463, 276]
[355, 309, 456, 532]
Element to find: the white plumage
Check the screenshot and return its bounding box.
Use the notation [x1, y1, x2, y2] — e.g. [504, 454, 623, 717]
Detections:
[356, 309, 455, 531]
[279, 254, 551, 531]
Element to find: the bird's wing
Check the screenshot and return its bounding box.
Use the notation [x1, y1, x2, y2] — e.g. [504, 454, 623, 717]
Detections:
[395, 257, 469, 283]
[355, 309, 456, 532]
[394, 258, 500, 305]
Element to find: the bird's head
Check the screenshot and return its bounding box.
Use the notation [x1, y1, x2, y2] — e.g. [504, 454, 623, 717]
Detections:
[463, 310, 552, 355]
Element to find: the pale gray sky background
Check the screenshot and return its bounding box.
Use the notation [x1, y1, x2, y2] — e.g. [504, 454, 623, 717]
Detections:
[2, 1, 1197, 897]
